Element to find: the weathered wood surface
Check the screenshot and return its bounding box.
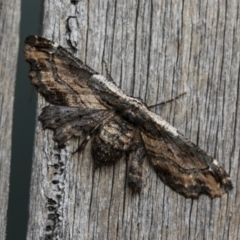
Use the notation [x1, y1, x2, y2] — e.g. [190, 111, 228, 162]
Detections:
[27, 0, 239, 239]
[0, 1, 20, 239]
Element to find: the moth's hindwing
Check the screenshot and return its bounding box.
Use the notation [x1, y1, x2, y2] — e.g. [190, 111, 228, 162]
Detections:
[39, 106, 108, 146]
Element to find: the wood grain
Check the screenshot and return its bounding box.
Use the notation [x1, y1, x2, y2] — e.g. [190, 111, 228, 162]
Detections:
[0, 1, 20, 239]
[27, 0, 239, 239]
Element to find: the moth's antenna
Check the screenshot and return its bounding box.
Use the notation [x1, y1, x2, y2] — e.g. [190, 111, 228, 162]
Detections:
[103, 60, 114, 82]
[148, 92, 186, 109]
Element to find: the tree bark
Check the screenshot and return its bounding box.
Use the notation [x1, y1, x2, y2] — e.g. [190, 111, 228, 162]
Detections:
[27, 0, 239, 239]
[0, 1, 20, 239]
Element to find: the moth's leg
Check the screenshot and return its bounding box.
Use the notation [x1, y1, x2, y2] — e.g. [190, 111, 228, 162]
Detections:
[102, 60, 115, 82]
[128, 141, 146, 192]
[148, 92, 186, 109]
[72, 123, 101, 154]
[72, 133, 92, 154]
[73, 112, 114, 153]
[66, 16, 78, 52]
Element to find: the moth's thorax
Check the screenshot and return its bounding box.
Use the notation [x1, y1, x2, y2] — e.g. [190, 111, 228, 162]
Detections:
[88, 74, 149, 125]
[119, 97, 149, 125]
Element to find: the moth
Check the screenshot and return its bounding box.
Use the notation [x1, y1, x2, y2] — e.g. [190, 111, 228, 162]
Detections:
[24, 35, 233, 198]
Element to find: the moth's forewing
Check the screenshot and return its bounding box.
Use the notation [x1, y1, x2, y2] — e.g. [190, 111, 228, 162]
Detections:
[24, 35, 105, 109]
[141, 111, 233, 198]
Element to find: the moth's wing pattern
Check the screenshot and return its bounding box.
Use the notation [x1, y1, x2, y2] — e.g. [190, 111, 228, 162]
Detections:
[39, 106, 108, 146]
[141, 111, 233, 198]
[25, 35, 113, 146]
[24, 35, 106, 109]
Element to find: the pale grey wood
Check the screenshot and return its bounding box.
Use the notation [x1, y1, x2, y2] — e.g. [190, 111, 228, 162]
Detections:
[0, 1, 20, 239]
[27, 0, 239, 239]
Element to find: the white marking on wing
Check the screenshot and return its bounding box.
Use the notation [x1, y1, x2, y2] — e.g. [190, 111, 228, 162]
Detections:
[91, 75, 126, 97]
[209, 159, 219, 172]
[213, 159, 219, 166]
[148, 111, 178, 136]
[52, 42, 59, 47]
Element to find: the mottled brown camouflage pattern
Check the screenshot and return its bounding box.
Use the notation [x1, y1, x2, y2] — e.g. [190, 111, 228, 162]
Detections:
[24, 35, 233, 198]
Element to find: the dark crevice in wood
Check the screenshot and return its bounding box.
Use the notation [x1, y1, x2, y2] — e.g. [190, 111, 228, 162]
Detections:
[144, 0, 153, 104]
[110, 0, 117, 80]
[132, 0, 140, 97]
[187, 199, 193, 240]
[85, 0, 90, 64]
[102, 1, 109, 76]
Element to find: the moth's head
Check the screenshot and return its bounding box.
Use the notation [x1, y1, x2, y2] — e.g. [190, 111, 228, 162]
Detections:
[120, 97, 148, 125]
[128, 97, 147, 111]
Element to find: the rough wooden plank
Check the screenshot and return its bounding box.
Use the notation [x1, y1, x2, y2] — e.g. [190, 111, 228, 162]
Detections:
[27, 0, 239, 239]
[0, 1, 20, 239]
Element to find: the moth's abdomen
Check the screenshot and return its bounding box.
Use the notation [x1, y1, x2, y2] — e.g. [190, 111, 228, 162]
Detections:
[92, 116, 135, 168]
